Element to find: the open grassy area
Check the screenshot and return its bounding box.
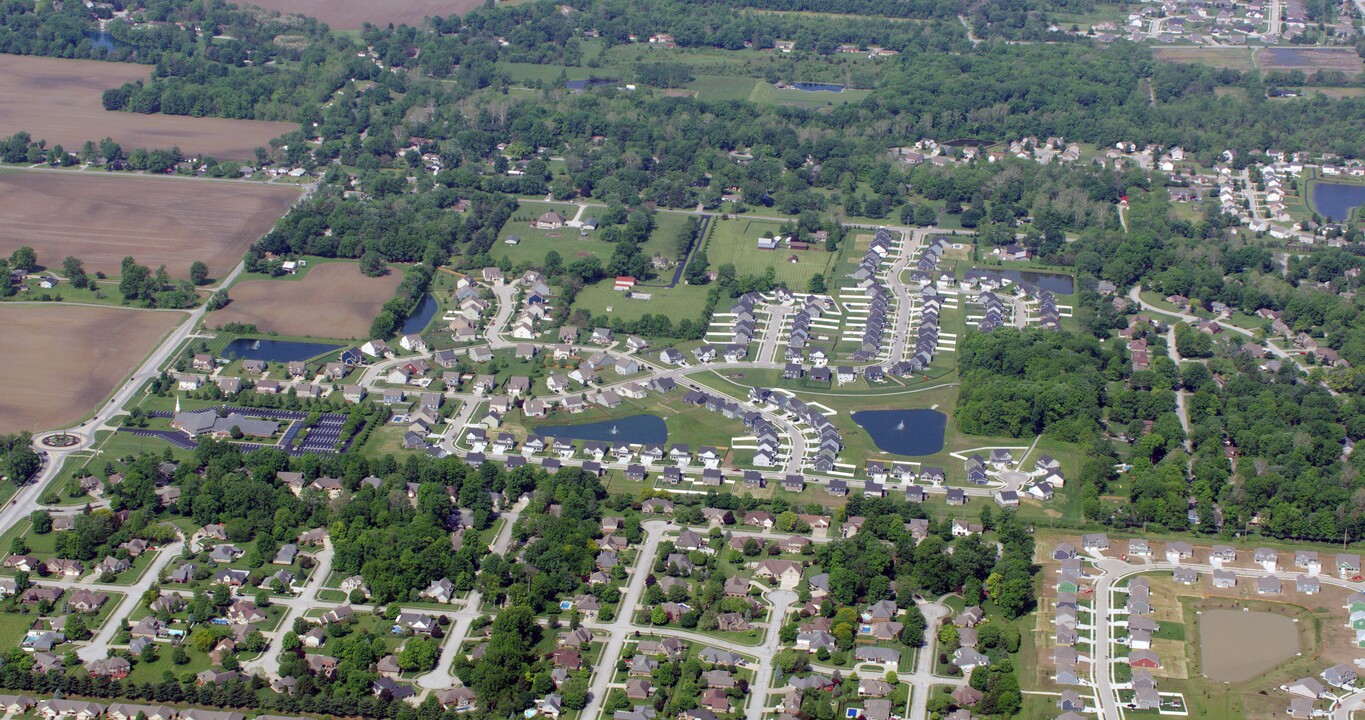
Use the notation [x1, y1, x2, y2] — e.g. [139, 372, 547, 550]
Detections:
[687, 74, 759, 102]
[1153, 46, 1256, 71]
[705, 216, 843, 288]
[572, 280, 712, 323]
[507, 389, 752, 451]
[748, 81, 871, 107]
[500, 62, 599, 85]
[496, 202, 691, 271]
[1046, 2, 1132, 29]
[0, 612, 36, 650]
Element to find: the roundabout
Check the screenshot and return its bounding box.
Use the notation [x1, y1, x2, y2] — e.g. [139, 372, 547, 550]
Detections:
[36, 430, 88, 451]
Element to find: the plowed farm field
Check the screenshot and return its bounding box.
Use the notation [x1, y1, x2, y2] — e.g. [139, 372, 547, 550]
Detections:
[0, 171, 299, 279]
[245, 0, 482, 30]
[211, 262, 403, 340]
[0, 55, 297, 160]
[0, 305, 181, 433]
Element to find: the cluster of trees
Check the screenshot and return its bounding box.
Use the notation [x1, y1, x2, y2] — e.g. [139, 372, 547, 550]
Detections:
[117, 256, 200, 308]
[0, 131, 187, 172]
[0, 433, 41, 486]
[488, 468, 605, 611]
[257, 189, 518, 267]
[956, 329, 1117, 441]
[1054, 180, 1365, 540]
[369, 264, 433, 340]
[0, 645, 403, 717]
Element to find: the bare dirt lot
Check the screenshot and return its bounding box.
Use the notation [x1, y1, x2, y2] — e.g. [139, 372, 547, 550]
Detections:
[0, 305, 181, 434]
[211, 262, 403, 340]
[0, 55, 297, 159]
[1258, 47, 1365, 75]
[244, 0, 482, 31]
[0, 171, 299, 279]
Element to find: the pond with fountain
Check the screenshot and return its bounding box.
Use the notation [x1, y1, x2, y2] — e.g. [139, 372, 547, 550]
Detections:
[851, 409, 947, 456]
[533, 414, 669, 444]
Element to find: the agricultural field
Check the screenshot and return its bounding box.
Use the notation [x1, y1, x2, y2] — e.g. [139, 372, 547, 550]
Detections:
[234, 0, 480, 31]
[1152, 46, 1256, 71]
[705, 216, 844, 288]
[0, 170, 299, 278]
[0, 55, 297, 160]
[0, 305, 182, 434]
[211, 261, 403, 340]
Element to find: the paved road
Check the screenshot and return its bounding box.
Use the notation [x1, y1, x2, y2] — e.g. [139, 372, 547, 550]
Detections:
[242, 541, 334, 677]
[19, 257, 254, 556]
[1161, 326, 1193, 450]
[883, 231, 922, 364]
[744, 589, 796, 720]
[1088, 553, 1365, 719]
[905, 601, 963, 720]
[416, 499, 523, 691]
[1126, 285, 1306, 369]
[758, 305, 791, 365]
[580, 520, 675, 720]
[79, 538, 184, 661]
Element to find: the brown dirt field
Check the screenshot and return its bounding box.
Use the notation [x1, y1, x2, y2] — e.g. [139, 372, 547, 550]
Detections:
[1258, 47, 1365, 75]
[0, 170, 298, 279]
[0, 305, 181, 434]
[212, 262, 403, 340]
[243, 0, 482, 31]
[0, 55, 298, 160]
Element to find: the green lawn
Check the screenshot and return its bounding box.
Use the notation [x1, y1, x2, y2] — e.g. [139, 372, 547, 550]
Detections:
[126, 643, 213, 684]
[511, 389, 751, 450]
[706, 216, 843, 288]
[0, 611, 34, 650]
[688, 75, 759, 102]
[749, 81, 871, 107]
[495, 227, 616, 268]
[500, 62, 600, 85]
[572, 281, 712, 323]
[496, 203, 693, 272]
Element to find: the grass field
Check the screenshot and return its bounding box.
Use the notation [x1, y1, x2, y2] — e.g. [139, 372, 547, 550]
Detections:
[0, 170, 299, 279]
[497, 202, 692, 269]
[0, 613, 35, 653]
[573, 281, 712, 323]
[748, 82, 871, 107]
[501, 62, 600, 85]
[0, 55, 297, 160]
[687, 75, 760, 102]
[212, 261, 402, 340]
[1152, 47, 1256, 71]
[508, 389, 752, 451]
[241, 0, 481, 30]
[1046, 3, 1131, 29]
[705, 217, 842, 288]
[0, 305, 182, 434]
